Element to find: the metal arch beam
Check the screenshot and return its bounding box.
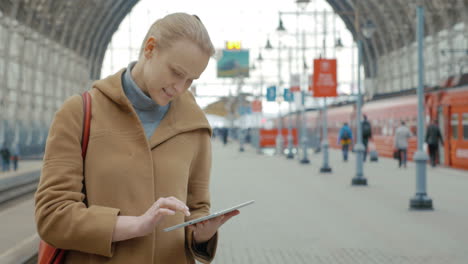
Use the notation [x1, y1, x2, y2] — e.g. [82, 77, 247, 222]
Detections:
[89, 0, 138, 79]
[351, 0, 384, 80]
[328, 0, 357, 44]
[396, 0, 416, 46]
[73, 1, 105, 59]
[91, 1, 138, 79]
[328, 0, 368, 77]
[420, 0, 443, 86]
[63, 3, 93, 93]
[83, 0, 127, 60]
[66, 1, 92, 52]
[437, 0, 458, 76]
[460, 0, 468, 54]
[383, 0, 417, 91]
[338, 0, 376, 79]
[1, 0, 21, 122]
[368, 0, 404, 92]
[14, 0, 41, 121]
[358, 0, 387, 56]
[62, 1, 90, 50]
[327, 0, 380, 81]
[359, 0, 398, 94]
[77, 1, 114, 63]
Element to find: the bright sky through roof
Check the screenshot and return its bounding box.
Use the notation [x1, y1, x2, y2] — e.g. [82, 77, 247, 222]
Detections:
[101, 0, 357, 117]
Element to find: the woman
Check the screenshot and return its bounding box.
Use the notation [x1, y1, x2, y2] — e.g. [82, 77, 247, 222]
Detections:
[35, 13, 238, 263]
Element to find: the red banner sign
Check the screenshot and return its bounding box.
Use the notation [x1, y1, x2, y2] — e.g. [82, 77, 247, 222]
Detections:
[308, 74, 313, 92]
[259, 128, 298, 148]
[251, 100, 262, 112]
[312, 59, 338, 97]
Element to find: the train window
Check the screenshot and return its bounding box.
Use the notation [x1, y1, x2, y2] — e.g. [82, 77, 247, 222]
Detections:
[451, 114, 458, 139]
[463, 113, 468, 140]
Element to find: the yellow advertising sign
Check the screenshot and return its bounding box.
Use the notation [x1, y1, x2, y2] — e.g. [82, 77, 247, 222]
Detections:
[226, 41, 241, 50]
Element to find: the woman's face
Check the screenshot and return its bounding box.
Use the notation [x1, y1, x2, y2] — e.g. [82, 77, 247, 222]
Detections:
[141, 38, 210, 106]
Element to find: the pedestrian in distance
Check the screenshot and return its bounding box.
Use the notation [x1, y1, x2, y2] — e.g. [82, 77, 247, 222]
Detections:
[394, 120, 412, 168]
[0, 146, 11, 172]
[10, 146, 19, 171]
[222, 127, 228, 146]
[338, 122, 353, 161]
[425, 119, 444, 167]
[361, 115, 372, 161]
[35, 13, 238, 264]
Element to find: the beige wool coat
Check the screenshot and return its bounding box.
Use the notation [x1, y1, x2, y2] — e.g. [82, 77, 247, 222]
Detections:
[35, 69, 218, 263]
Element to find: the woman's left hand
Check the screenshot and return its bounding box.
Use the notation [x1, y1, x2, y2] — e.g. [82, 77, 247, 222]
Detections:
[189, 210, 240, 243]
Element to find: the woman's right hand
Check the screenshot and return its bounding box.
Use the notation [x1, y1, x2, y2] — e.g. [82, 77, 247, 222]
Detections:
[112, 197, 190, 242]
[136, 196, 191, 237]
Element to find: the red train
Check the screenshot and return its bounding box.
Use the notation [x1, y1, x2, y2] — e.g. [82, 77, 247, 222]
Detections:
[278, 75, 468, 170]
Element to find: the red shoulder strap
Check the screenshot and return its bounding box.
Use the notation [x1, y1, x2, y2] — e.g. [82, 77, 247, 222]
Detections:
[81, 91, 92, 158]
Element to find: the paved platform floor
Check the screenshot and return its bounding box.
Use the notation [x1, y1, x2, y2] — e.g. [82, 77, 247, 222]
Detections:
[1, 142, 468, 263]
[209, 140, 468, 264]
[0, 161, 41, 263]
[0, 160, 43, 180]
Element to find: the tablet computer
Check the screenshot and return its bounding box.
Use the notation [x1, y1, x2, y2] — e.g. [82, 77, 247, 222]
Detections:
[163, 200, 255, 232]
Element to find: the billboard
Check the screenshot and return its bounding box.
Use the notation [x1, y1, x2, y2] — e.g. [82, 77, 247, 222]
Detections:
[217, 49, 250, 78]
[312, 59, 338, 97]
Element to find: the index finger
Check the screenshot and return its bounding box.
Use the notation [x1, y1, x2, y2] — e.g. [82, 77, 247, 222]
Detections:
[156, 197, 190, 216]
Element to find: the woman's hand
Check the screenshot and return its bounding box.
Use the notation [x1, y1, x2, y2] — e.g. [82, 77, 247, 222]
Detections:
[137, 197, 191, 237]
[189, 210, 240, 243]
[112, 196, 190, 242]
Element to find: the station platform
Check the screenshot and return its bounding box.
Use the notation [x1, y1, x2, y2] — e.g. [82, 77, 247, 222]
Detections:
[1, 142, 467, 263]
[0, 161, 42, 264]
[210, 140, 468, 264]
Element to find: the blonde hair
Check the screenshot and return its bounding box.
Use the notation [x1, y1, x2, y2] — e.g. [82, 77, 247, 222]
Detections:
[139, 13, 215, 58]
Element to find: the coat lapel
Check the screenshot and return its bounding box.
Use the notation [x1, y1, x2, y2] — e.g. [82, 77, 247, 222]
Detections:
[148, 91, 211, 149]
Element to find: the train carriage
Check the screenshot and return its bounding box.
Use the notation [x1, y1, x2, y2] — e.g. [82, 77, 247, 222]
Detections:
[268, 80, 468, 171]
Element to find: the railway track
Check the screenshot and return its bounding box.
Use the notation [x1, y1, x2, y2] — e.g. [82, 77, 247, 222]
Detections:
[0, 171, 40, 207]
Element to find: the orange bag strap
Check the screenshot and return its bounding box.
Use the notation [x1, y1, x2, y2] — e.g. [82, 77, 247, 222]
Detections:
[81, 91, 92, 206]
[81, 91, 92, 159]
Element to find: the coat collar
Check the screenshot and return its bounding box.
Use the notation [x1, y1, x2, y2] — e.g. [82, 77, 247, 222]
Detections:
[93, 69, 212, 149]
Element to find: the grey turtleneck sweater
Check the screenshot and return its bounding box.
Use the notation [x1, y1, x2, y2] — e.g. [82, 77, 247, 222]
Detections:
[122, 62, 170, 139]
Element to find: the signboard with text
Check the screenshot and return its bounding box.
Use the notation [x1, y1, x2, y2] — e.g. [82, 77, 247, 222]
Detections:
[266, 86, 276, 101]
[283, 88, 293, 102]
[312, 59, 338, 97]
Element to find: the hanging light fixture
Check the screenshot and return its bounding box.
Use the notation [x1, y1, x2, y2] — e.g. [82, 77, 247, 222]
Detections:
[335, 38, 344, 49]
[362, 20, 376, 39]
[257, 51, 264, 62]
[296, 0, 311, 10]
[277, 17, 286, 33]
[265, 38, 273, 50]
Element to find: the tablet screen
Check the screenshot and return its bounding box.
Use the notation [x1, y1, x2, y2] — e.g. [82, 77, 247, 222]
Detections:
[163, 200, 255, 232]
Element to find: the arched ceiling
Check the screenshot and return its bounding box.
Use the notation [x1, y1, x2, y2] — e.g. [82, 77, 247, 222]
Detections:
[0, 0, 466, 80]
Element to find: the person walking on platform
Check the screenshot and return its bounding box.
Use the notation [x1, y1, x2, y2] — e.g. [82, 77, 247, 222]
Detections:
[394, 120, 412, 168]
[361, 115, 372, 162]
[338, 122, 353, 161]
[221, 127, 228, 146]
[35, 13, 238, 264]
[1, 146, 11, 172]
[425, 119, 444, 167]
[10, 146, 19, 171]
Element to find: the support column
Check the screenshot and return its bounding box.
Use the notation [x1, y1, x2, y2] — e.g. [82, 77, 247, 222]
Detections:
[410, 3, 433, 210]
